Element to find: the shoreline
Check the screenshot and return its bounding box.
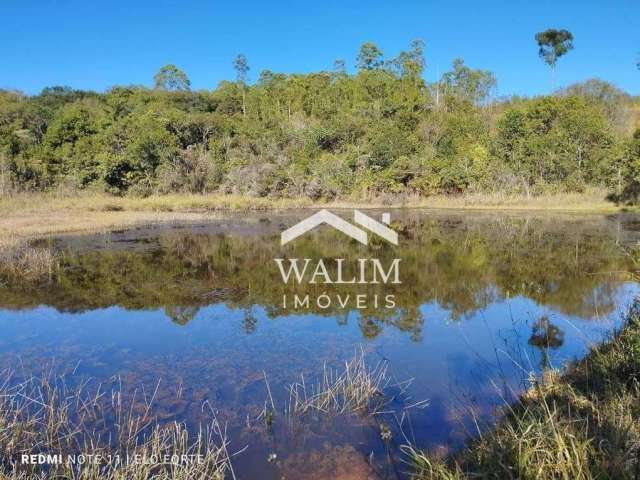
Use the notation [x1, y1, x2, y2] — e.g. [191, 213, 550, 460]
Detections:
[0, 191, 633, 241]
[407, 296, 640, 479]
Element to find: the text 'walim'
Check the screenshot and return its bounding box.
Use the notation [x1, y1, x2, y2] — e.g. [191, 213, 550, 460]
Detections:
[274, 258, 401, 284]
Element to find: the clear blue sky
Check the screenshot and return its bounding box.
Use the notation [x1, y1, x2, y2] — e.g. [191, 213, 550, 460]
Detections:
[1, 0, 638, 96]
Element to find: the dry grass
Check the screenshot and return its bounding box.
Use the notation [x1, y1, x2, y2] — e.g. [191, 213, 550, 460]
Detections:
[0, 368, 233, 480]
[284, 351, 391, 419]
[399, 188, 620, 211]
[0, 192, 310, 241]
[0, 236, 57, 283]
[256, 349, 426, 434]
[0, 189, 626, 241]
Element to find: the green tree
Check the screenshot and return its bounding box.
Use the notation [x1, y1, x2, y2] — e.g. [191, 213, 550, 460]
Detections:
[496, 96, 615, 190]
[618, 129, 640, 203]
[153, 64, 191, 91]
[393, 39, 426, 80]
[356, 42, 383, 71]
[233, 54, 250, 118]
[101, 109, 180, 194]
[42, 100, 104, 185]
[535, 29, 574, 90]
[561, 79, 631, 133]
[0, 44, 637, 203]
[441, 58, 496, 104]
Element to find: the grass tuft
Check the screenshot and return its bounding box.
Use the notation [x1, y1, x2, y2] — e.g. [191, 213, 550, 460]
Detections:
[284, 350, 390, 420]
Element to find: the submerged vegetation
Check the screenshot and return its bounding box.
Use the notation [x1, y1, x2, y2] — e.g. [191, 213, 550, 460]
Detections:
[4, 311, 639, 480]
[0, 368, 233, 480]
[404, 297, 640, 479]
[1, 41, 639, 204]
[0, 351, 419, 480]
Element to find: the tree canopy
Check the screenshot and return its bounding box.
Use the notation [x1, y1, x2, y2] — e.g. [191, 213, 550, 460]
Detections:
[535, 29, 574, 69]
[356, 42, 384, 70]
[153, 64, 191, 91]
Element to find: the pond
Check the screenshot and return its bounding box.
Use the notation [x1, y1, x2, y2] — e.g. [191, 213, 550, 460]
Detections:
[1, 209, 639, 479]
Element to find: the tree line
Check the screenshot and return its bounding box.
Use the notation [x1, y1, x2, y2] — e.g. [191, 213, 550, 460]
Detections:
[1, 33, 639, 202]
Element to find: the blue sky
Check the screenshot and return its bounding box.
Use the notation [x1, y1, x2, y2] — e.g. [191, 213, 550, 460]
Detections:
[1, 0, 638, 96]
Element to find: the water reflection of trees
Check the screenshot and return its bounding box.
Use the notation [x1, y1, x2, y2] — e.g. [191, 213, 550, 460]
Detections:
[0, 215, 634, 339]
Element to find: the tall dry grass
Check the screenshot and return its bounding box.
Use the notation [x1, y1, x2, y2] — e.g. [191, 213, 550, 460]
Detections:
[0, 236, 57, 283]
[259, 349, 427, 432]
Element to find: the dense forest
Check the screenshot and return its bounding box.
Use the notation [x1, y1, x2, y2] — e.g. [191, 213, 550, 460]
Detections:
[1, 39, 639, 202]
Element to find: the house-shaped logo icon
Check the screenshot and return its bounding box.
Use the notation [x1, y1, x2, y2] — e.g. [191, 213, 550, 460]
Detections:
[281, 210, 398, 246]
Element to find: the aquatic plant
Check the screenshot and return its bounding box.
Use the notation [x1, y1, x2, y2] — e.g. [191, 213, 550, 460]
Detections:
[282, 349, 417, 421]
[0, 368, 234, 480]
[401, 445, 464, 480]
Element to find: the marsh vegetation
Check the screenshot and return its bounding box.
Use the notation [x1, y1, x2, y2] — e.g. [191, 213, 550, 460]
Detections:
[0, 368, 233, 480]
[0, 236, 57, 283]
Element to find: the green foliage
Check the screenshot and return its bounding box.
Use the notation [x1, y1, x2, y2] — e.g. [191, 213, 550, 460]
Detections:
[391, 39, 426, 79]
[535, 29, 574, 68]
[441, 58, 496, 104]
[616, 128, 640, 203]
[0, 43, 637, 201]
[153, 64, 191, 91]
[560, 79, 632, 134]
[42, 99, 104, 185]
[356, 42, 384, 71]
[496, 96, 617, 191]
[407, 297, 640, 479]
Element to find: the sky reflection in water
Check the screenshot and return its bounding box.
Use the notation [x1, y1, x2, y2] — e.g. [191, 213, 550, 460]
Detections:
[0, 211, 639, 479]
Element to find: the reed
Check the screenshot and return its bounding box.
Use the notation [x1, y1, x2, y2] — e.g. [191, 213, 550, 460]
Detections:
[283, 349, 397, 420]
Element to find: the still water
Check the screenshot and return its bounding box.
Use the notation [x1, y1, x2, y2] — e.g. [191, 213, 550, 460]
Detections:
[1, 210, 639, 479]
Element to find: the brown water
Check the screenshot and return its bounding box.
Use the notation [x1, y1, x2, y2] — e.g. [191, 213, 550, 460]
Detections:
[1, 210, 639, 479]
